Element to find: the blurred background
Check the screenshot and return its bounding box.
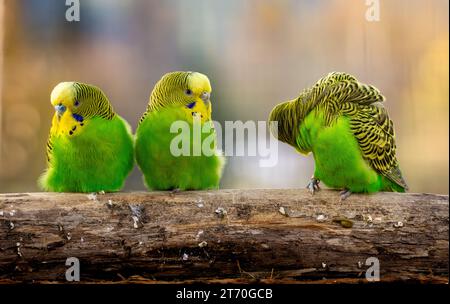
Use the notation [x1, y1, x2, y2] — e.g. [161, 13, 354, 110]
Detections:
[0, 0, 448, 194]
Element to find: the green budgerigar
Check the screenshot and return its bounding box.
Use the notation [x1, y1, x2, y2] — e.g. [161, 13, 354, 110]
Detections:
[269, 72, 408, 200]
[135, 71, 224, 190]
[39, 82, 134, 192]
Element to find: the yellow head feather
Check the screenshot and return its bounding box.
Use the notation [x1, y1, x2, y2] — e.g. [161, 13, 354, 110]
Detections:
[188, 72, 212, 96]
[51, 82, 76, 108]
[49, 81, 114, 137]
[144, 71, 213, 123]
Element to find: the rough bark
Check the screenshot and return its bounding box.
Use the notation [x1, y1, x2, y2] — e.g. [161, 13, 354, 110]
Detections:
[0, 189, 448, 283]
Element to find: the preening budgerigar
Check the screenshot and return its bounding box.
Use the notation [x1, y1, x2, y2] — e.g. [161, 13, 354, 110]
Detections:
[269, 72, 408, 200]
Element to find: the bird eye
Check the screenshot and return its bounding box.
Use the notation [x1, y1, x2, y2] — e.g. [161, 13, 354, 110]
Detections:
[185, 89, 192, 95]
[74, 100, 80, 106]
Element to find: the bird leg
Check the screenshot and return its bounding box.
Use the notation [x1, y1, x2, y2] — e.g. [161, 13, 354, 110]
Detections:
[339, 189, 352, 202]
[306, 177, 320, 194]
[171, 188, 181, 194]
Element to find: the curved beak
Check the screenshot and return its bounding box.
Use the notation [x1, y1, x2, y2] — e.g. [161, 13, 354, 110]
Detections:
[200, 92, 210, 104]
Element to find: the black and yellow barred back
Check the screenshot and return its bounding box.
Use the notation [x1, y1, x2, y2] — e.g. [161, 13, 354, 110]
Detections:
[270, 72, 408, 190]
[46, 139, 53, 162]
[139, 72, 192, 123]
[72, 82, 115, 120]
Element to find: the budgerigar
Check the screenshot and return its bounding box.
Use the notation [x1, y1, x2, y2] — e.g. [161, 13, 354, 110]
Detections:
[39, 82, 134, 192]
[269, 72, 408, 200]
[135, 71, 224, 190]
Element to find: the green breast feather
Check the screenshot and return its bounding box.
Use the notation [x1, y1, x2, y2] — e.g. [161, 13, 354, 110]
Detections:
[135, 106, 224, 190]
[40, 116, 134, 192]
[40, 82, 134, 193]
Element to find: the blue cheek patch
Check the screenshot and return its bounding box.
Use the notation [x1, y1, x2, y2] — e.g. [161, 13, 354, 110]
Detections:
[72, 113, 84, 122]
[186, 102, 196, 109]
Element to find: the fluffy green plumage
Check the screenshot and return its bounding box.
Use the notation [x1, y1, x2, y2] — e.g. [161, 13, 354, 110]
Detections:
[135, 71, 224, 190]
[269, 72, 407, 194]
[39, 82, 134, 192]
[136, 108, 224, 190]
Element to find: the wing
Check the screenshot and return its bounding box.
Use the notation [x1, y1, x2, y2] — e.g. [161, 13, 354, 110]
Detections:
[347, 103, 408, 189]
[314, 72, 408, 189]
[46, 114, 58, 164]
[46, 133, 54, 163]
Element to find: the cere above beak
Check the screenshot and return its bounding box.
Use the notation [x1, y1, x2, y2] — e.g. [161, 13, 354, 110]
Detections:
[54, 104, 66, 116]
[200, 92, 210, 103]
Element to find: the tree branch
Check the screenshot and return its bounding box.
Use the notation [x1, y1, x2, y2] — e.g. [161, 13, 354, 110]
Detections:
[0, 189, 448, 283]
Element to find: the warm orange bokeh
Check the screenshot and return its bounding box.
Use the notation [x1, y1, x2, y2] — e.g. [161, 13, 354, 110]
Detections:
[0, 0, 448, 194]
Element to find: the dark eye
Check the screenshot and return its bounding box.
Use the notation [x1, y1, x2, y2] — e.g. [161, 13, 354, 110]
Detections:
[185, 89, 192, 95]
[74, 100, 80, 106]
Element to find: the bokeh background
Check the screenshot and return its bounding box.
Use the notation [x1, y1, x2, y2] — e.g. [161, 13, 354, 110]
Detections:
[0, 0, 448, 194]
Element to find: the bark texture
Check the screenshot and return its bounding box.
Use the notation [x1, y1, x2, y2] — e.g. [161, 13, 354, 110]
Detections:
[0, 189, 448, 283]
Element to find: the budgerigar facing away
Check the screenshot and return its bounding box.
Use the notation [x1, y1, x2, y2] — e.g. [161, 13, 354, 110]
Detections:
[269, 72, 408, 200]
[39, 82, 134, 192]
[135, 71, 224, 190]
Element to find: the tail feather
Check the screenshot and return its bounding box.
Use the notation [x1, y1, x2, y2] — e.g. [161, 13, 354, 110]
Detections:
[384, 166, 409, 191]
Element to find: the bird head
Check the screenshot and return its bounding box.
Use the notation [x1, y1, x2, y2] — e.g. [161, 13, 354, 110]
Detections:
[269, 100, 298, 146]
[50, 82, 114, 136]
[148, 71, 212, 122]
[51, 82, 76, 118]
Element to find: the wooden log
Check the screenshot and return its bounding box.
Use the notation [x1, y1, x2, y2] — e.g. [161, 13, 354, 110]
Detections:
[0, 189, 448, 283]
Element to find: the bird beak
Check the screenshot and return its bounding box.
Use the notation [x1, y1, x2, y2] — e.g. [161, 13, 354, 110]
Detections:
[54, 104, 66, 117]
[200, 92, 210, 104]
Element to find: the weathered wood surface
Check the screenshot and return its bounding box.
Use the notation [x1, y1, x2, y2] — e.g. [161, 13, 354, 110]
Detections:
[0, 189, 448, 283]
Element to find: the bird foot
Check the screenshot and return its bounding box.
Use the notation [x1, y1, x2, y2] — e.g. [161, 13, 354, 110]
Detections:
[339, 189, 352, 202]
[306, 178, 321, 194]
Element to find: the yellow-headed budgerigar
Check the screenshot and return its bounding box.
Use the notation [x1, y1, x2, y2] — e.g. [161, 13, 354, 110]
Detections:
[39, 82, 134, 192]
[269, 72, 408, 200]
[135, 71, 224, 190]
